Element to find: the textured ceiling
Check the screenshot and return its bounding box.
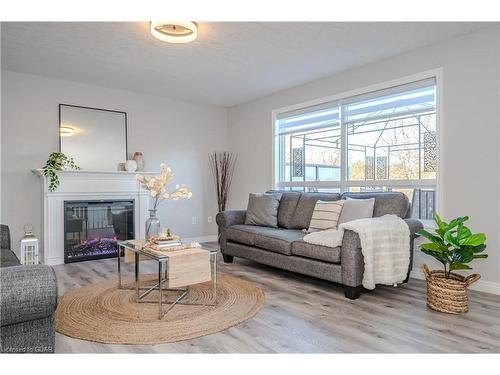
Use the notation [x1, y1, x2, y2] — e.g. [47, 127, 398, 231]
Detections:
[1, 22, 487, 107]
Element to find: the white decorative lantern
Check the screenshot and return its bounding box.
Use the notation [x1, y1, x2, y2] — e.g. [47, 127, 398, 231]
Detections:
[19, 224, 40, 265]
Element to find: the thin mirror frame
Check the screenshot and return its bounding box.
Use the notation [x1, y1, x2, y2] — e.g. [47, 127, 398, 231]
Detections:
[58, 104, 128, 170]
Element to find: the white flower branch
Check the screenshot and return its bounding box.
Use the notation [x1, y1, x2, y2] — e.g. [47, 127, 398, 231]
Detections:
[136, 163, 193, 211]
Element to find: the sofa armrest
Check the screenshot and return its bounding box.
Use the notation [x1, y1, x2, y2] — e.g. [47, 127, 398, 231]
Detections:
[340, 230, 364, 287]
[404, 218, 423, 240]
[216, 210, 247, 229]
[0, 265, 58, 327]
[341, 220, 422, 288]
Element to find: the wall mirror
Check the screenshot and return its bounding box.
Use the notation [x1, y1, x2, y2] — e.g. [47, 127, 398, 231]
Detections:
[59, 104, 128, 170]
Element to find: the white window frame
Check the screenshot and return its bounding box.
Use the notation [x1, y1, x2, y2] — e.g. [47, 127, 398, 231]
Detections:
[271, 68, 443, 215]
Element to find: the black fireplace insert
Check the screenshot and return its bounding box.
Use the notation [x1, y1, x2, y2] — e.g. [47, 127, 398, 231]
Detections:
[64, 200, 134, 263]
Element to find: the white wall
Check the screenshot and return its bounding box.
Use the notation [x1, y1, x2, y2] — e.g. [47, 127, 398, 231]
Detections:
[1, 70, 227, 252]
[0, 27, 2, 225]
[227, 26, 500, 291]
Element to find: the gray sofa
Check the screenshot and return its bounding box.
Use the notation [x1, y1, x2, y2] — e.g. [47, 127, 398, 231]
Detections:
[0, 225, 58, 353]
[216, 191, 423, 299]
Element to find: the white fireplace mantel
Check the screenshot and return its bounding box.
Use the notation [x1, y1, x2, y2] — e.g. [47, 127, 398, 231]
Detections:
[33, 169, 155, 265]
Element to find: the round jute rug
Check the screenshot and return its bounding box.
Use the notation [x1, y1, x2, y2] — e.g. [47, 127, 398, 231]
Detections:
[56, 274, 265, 345]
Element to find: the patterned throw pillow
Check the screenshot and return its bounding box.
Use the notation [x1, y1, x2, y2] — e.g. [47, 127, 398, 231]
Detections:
[307, 200, 345, 233]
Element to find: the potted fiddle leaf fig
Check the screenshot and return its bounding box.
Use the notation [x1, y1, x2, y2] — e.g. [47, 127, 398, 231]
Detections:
[418, 214, 487, 314]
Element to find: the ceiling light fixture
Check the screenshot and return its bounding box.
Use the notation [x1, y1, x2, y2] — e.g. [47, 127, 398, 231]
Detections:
[150, 22, 198, 44]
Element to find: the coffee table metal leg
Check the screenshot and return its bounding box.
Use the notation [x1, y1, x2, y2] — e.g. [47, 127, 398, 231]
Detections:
[158, 261, 163, 319]
[135, 252, 139, 300]
[117, 244, 122, 289]
[212, 252, 217, 305]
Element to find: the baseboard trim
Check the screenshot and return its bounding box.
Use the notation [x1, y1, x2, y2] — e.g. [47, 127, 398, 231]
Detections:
[410, 268, 500, 295]
[46, 257, 64, 266]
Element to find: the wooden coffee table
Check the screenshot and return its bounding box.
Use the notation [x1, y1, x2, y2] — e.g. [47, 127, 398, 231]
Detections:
[117, 240, 218, 319]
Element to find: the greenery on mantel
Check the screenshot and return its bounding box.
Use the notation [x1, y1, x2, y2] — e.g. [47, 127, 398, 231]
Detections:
[42, 152, 81, 192]
[418, 214, 487, 278]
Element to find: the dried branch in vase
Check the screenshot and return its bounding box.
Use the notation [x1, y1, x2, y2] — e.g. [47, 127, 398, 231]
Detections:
[209, 151, 237, 212]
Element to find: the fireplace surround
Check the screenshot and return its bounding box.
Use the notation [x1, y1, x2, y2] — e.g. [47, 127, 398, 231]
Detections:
[34, 169, 153, 265]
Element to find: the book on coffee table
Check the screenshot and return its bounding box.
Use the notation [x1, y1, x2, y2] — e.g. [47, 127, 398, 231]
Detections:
[155, 240, 182, 248]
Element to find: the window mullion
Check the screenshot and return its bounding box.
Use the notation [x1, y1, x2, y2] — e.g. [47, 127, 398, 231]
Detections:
[340, 102, 347, 193]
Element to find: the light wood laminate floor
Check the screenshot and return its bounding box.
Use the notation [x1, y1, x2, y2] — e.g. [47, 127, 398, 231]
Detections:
[53, 243, 500, 353]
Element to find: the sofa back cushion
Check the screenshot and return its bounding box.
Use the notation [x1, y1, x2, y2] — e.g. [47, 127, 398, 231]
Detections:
[276, 192, 301, 228]
[340, 192, 409, 218]
[245, 193, 282, 227]
[291, 192, 341, 229]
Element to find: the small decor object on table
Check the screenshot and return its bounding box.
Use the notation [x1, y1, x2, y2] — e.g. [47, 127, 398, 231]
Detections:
[19, 224, 40, 265]
[125, 159, 137, 172]
[147, 228, 182, 249]
[418, 214, 488, 314]
[42, 152, 81, 192]
[133, 152, 144, 172]
[136, 163, 192, 239]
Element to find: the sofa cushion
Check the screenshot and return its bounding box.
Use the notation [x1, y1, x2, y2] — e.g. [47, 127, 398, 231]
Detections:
[245, 193, 282, 227]
[291, 241, 341, 264]
[291, 192, 341, 229]
[341, 192, 409, 218]
[226, 224, 304, 255]
[226, 225, 262, 246]
[254, 228, 305, 255]
[1, 249, 21, 268]
[277, 192, 301, 229]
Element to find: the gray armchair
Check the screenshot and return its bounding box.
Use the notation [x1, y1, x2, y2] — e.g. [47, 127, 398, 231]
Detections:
[0, 224, 58, 353]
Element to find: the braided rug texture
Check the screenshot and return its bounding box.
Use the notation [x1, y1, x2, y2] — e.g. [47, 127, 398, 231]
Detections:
[56, 274, 265, 344]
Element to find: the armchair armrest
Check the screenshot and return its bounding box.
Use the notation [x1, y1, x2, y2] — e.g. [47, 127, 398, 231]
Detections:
[1, 224, 11, 250]
[1, 265, 58, 327]
[404, 218, 423, 240]
[216, 210, 246, 228]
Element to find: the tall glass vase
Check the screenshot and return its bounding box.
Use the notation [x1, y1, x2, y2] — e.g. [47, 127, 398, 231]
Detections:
[145, 209, 160, 240]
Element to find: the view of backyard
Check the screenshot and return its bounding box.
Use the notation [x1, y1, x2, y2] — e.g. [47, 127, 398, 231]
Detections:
[276, 80, 437, 219]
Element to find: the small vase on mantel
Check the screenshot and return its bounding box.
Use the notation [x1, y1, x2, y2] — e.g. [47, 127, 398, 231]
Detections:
[145, 209, 161, 240]
[133, 152, 144, 172]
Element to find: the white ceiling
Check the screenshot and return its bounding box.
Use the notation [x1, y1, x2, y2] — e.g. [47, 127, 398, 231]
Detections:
[1, 22, 487, 107]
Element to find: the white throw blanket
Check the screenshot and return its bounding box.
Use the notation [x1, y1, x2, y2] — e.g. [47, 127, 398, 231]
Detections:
[303, 215, 410, 289]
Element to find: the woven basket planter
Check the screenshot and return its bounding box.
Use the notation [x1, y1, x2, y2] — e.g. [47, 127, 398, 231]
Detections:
[421, 264, 480, 314]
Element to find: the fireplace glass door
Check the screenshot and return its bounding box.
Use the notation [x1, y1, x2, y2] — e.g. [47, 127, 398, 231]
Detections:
[64, 200, 134, 263]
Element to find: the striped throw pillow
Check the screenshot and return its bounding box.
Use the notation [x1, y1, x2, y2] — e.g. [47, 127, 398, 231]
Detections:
[307, 200, 345, 233]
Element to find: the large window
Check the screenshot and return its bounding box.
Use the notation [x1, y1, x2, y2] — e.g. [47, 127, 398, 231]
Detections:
[274, 78, 437, 219]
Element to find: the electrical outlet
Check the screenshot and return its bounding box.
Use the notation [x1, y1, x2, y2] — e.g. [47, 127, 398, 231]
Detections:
[192, 216, 197, 225]
[207, 216, 212, 223]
